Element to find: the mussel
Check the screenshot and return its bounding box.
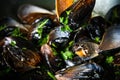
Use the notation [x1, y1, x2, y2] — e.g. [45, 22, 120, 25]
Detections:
[1, 0, 120, 80]
[72, 41, 99, 63]
[48, 24, 71, 49]
[29, 17, 56, 46]
[2, 36, 41, 72]
[105, 5, 120, 24]
[41, 44, 66, 72]
[17, 4, 56, 24]
[55, 62, 104, 80]
[0, 17, 28, 39]
[59, 0, 96, 30]
[99, 24, 120, 51]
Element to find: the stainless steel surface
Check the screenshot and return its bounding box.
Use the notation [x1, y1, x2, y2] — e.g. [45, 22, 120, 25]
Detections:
[93, 0, 120, 17]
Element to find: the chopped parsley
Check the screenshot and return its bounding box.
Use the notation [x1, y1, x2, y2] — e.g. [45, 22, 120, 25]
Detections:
[106, 56, 114, 64]
[37, 19, 49, 38]
[47, 71, 56, 80]
[11, 28, 22, 37]
[0, 25, 5, 31]
[36, 19, 50, 46]
[61, 49, 74, 60]
[61, 41, 74, 60]
[94, 37, 101, 43]
[10, 40, 16, 47]
[38, 34, 49, 46]
[60, 10, 72, 32]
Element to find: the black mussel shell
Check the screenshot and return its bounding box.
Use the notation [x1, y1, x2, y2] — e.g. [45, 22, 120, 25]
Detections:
[2, 36, 41, 72]
[74, 27, 91, 43]
[60, 0, 96, 30]
[0, 17, 27, 31]
[18, 68, 54, 80]
[0, 17, 28, 39]
[49, 24, 71, 49]
[85, 16, 107, 41]
[29, 18, 56, 45]
[99, 24, 120, 51]
[55, 62, 104, 80]
[74, 16, 107, 43]
[41, 44, 66, 72]
[105, 5, 120, 24]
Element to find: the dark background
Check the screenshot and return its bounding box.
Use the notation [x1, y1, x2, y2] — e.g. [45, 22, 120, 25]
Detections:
[0, 0, 55, 20]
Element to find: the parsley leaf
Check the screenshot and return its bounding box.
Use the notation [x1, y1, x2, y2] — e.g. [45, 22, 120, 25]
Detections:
[11, 28, 22, 37]
[106, 56, 114, 64]
[47, 71, 56, 80]
[0, 25, 5, 31]
[60, 10, 72, 32]
[10, 40, 16, 47]
[61, 49, 74, 60]
[37, 19, 49, 38]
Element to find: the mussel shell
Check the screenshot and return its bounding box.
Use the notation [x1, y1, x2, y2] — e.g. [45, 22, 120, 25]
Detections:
[29, 18, 56, 45]
[60, 0, 96, 30]
[74, 27, 91, 43]
[18, 68, 53, 80]
[86, 16, 106, 41]
[0, 26, 16, 39]
[72, 42, 99, 61]
[41, 44, 66, 72]
[0, 17, 28, 31]
[17, 4, 56, 24]
[74, 16, 108, 43]
[99, 24, 120, 50]
[49, 25, 71, 48]
[105, 5, 120, 24]
[0, 17, 28, 40]
[55, 62, 104, 80]
[2, 36, 41, 72]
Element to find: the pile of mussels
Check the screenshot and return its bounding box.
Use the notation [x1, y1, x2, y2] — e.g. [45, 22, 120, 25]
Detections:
[0, 0, 120, 80]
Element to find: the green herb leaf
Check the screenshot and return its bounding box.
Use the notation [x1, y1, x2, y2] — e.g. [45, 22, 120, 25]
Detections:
[37, 19, 49, 38]
[61, 49, 74, 60]
[94, 37, 100, 43]
[10, 40, 16, 47]
[47, 71, 56, 80]
[0, 25, 5, 31]
[60, 25, 72, 32]
[38, 35, 49, 46]
[11, 28, 22, 37]
[106, 56, 114, 64]
[59, 10, 72, 32]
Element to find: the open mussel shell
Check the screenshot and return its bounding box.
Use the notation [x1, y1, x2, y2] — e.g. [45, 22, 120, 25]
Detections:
[0, 17, 28, 31]
[73, 41, 99, 61]
[2, 36, 41, 72]
[55, 62, 104, 80]
[105, 5, 120, 24]
[0, 17, 28, 39]
[29, 18, 56, 45]
[40, 44, 66, 72]
[48, 24, 71, 49]
[99, 24, 120, 51]
[60, 0, 95, 30]
[17, 4, 56, 24]
[55, 0, 74, 19]
[86, 16, 107, 41]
